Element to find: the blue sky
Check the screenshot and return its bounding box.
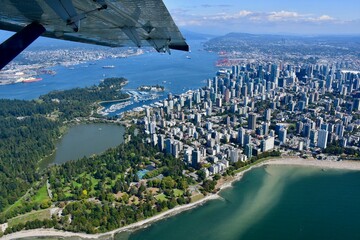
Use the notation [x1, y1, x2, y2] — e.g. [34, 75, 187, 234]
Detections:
[164, 0, 360, 35]
[1, 0, 359, 43]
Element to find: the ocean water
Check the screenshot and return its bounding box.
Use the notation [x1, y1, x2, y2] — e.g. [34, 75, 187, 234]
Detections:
[120, 165, 360, 240]
[0, 40, 217, 101]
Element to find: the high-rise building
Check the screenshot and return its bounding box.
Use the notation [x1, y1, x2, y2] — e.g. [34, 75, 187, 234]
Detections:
[310, 129, 318, 146]
[186, 98, 192, 109]
[270, 64, 279, 83]
[149, 121, 156, 134]
[325, 75, 332, 91]
[184, 151, 192, 164]
[216, 97, 222, 107]
[298, 141, 304, 151]
[317, 129, 328, 149]
[230, 149, 239, 163]
[275, 123, 285, 135]
[241, 85, 247, 97]
[262, 122, 269, 135]
[336, 124, 344, 138]
[158, 134, 165, 151]
[238, 127, 245, 146]
[320, 123, 329, 131]
[207, 79, 212, 89]
[151, 134, 158, 147]
[278, 128, 287, 143]
[303, 123, 311, 138]
[264, 109, 272, 122]
[315, 117, 323, 128]
[191, 149, 201, 168]
[260, 136, 275, 152]
[224, 88, 230, 102]
[165, 138, 172, 155]
[248, 113, 257, 130]
[172, 141, 179, 158]
[245, 144, 253, 159]
[195, 113, 202, 125]
[296, 121, 303, 134]
[353, 98, 360, 111]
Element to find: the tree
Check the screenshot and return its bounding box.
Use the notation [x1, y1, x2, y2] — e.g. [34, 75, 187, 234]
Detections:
[213, 174, 221, 181]
[40, 200, 51, 209]
[202, 180, 216, 193]
[178, 180, 188, 190]
[197, 170, 206, 182]
[161, 176, 176, 189]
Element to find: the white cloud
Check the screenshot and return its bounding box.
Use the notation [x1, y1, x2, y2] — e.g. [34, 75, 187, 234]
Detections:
[201, 10, 254, 21]
[268, 11, 302, 21]
[172, 9, 338, 26]
[169, 8, 360, 34]
[319, 15, 333, 20]
[316, 15, 335, 21]
[238, 10, 253, 17]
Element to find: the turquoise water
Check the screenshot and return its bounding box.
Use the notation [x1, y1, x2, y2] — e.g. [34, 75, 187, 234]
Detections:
[39, 123, 125, 168]
[120, 165, 360, 240]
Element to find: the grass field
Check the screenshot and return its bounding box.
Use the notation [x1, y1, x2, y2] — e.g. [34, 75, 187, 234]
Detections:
[8, 209, 51, 227]
[64, 174, 101, 196]
[71, 180, 82, 188]
[155, 193, 167, 201]
[33, 184, 50, 204]
[190, 194, 204, 203]
[173, 189, 184, 197]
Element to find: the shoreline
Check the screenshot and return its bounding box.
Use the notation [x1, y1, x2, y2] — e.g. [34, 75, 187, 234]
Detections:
[2, 194, 220, 240]
[3, 156, 360, 240]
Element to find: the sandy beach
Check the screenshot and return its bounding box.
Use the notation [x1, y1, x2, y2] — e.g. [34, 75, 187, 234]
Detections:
[3, 156, 360, 240]
[262, 156, 360, 171]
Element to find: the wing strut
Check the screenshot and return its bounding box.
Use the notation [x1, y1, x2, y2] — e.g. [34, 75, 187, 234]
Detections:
[44, 0, 108, 32]
[0, 22, 45, 70]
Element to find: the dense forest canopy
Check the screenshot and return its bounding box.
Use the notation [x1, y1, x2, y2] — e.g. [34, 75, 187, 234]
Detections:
[0, 78, 128, 214]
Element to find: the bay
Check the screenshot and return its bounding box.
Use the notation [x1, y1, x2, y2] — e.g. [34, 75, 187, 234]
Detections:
[0, 40, 217, 101]
[122, 165, 360, 240]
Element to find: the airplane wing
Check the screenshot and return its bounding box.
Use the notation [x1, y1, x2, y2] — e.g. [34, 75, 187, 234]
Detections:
[0, 0, 189, 70]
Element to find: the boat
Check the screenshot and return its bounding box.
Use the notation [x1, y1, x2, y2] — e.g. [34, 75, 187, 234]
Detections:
[102, 65, 115, 69]
[22, 77, 42, 83]
[19, 77, 43, 83]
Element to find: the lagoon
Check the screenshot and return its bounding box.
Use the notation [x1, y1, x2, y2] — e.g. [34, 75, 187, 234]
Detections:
[39, 123, 125, 168]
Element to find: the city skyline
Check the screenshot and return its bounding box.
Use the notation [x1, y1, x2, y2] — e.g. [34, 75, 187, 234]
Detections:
[164, 0, 360, 35]
[1, 1, 360, 237]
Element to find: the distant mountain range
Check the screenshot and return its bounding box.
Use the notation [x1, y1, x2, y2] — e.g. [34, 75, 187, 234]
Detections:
[180, 29, 217, 40]
[202, 32, 360, 67]
[207, 32, 360, 44]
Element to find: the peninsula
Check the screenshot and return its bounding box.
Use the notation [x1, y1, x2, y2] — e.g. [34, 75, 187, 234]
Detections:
[1, 60, 360, 238]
